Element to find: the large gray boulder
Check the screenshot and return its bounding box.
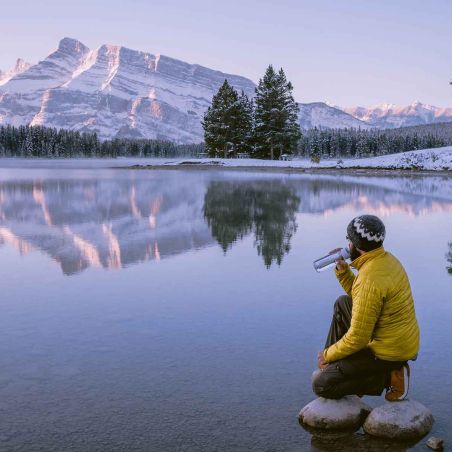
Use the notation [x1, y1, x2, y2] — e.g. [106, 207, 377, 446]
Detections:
[363, 399, 434, 440]
[298, 396, 371, 431]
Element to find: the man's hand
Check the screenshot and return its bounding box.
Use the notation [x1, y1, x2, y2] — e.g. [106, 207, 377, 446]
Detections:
[335, 257, 348, 272]
[329, 247, 348, 272]
[317, 351, 328, 369]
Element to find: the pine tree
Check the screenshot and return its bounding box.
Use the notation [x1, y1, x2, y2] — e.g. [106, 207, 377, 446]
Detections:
[233, 91, 254, 155]
[254, 66, 301, 159]
[22, 128, 34, 157]
[309, 128, 321, 163]
[202, 80, 241, 158]
[356, 134, 369, 157]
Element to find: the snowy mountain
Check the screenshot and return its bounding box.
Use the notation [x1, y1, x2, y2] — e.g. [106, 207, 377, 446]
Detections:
[0, 58, 32, 85]
[298, 102, 371, 130]
[342, 102, 452, 128]
[0, 38, 256, 143]
[0, 38, 371, 142]
[2, 38, 446, 141]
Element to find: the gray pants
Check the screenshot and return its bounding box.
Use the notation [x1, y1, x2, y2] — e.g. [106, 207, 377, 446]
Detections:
[312, 295, 405, 399]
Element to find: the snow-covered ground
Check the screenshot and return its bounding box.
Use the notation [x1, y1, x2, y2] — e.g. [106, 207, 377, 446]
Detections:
[0, 146, 450, 172]
[164, 146, 452, 171]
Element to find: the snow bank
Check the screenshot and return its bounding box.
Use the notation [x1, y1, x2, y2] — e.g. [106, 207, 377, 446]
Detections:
[0, 146, 450, 172]
[165, 146, 452, 171]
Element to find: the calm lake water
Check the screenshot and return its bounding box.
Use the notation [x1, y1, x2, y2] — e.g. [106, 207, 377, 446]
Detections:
[0, 163, 450, 451]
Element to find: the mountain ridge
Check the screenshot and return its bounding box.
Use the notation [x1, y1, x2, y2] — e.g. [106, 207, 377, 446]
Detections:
[1, 38, 449, 142]
[343, 101, 452, 128]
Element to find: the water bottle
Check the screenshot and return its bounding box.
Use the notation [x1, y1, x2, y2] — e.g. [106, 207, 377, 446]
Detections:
[313, 247, 350, 272]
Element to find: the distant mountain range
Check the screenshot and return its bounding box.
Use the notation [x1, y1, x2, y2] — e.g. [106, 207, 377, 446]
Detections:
[343, 102, 452, 129]
[0, 38, 451, 143]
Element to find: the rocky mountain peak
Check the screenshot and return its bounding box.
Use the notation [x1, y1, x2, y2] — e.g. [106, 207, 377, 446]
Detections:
[13, 58, 32, 73]
[0, 58, 32, 85]
[57, 37, 90, 56]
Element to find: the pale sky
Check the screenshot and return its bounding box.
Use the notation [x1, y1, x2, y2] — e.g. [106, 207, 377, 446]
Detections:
[1, 0, 450, 107]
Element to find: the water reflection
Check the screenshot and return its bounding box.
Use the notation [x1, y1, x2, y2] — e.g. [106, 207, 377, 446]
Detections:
[0, 171, 451, 275]
[0, 177, 213, 274]
[0, 168, 451, 449]
[309, 430, 417, 451]
[447, 242, 452, 275]
[203, 180, 300, 267]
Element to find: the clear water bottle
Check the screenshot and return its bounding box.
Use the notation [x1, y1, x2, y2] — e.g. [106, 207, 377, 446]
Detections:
[313, 247, 350, 272]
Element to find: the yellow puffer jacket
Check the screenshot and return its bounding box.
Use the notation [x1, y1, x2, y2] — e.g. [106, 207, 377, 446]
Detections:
[324, 246, 419, 363]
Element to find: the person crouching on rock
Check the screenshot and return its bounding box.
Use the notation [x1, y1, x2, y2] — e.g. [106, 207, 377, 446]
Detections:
[313, 214, 419, 401]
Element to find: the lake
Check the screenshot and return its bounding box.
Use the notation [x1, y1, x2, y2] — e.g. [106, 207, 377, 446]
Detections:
[0, 162, 450, 451]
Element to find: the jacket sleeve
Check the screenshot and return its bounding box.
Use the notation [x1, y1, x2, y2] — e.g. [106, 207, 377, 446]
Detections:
[324, 277, 383, 362]
[335, 263, 356, 297]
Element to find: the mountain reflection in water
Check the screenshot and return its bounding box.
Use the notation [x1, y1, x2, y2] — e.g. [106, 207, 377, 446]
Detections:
[0, 176, 213, 274]
[0, 171, 451, 275]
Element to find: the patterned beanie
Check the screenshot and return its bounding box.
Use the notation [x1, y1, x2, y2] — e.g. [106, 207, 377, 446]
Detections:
[346, 215, 386, 251]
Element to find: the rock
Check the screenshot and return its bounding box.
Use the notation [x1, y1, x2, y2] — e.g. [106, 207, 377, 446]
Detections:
[363, 399, 433, 440]
[298, 396, 371, 431]
[426, 436, 444, 450]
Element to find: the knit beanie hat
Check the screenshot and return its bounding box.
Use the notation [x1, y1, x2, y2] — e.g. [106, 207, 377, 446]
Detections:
[346, 215, 386, 251]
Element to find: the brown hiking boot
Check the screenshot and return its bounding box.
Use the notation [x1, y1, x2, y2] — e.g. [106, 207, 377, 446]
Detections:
[385, 363, 410, 401]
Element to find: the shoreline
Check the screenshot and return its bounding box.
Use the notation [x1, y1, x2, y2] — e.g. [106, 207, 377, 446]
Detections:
[117, 163, 452, 177]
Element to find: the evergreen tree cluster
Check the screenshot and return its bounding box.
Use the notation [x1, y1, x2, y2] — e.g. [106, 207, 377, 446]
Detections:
[0, 125, 204, 158]
[1, 113, 451, 161]
[202, 81, 253, 158]
[297, 122, 452, 160]
[202, 65, 301, 159]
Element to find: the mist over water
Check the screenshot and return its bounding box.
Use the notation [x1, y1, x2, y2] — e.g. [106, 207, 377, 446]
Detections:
[0, 165, 450, 450]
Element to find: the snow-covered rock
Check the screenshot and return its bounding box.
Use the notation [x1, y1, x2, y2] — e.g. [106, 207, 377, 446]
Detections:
[298, 396, 371, 430]
[363, 400, 434, 440]
[343, 102, 452, 129]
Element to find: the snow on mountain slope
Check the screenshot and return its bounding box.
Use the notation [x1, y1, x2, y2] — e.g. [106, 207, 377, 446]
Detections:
[0, 38, 256, 142]
[0, 59, 32, 86]
[298, 102, 371, 130]
[343, 102, 452, 128]
[0, 39, 90, 127]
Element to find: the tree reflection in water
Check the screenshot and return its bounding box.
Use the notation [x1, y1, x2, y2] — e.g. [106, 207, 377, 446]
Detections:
[447, 242, 452, 275]
[203, 180, 300, 267]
